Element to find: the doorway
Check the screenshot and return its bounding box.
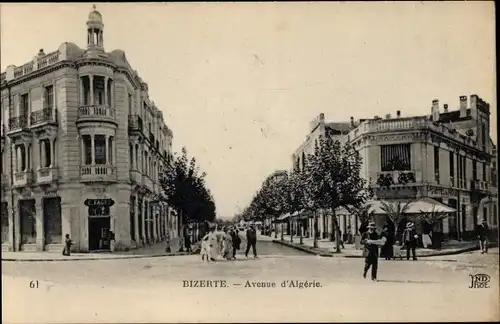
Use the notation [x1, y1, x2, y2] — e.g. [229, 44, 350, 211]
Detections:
[88, 216, 110, 251]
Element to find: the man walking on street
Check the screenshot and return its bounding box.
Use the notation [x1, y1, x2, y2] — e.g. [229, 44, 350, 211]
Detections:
[402, 222, 418, 260]
[245, 225, 258, 258]
[477, 219, 490, 254]
[361, 222, 385, 281]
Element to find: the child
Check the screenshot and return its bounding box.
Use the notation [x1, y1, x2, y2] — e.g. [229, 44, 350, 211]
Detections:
[62, 234, 72, 256]
[200, 233, 211, 262]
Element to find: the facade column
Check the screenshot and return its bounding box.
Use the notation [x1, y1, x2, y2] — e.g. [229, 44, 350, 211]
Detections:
[80, 137, 85, 164]
[105, 135, 109, 165]
[40, 140, 46, 168]
[89, 75, 94, 105]
[23, 143, 28, 171]
[152, 206, 158, 243]
[90, 134, 95, 165]
[104, 77, 108, 106]
[35, 199, 44, 251]
[51, 138, 55, 167]
[79, 77, 84, 105]
[142, 200, 148, 244]
[134, 197, 140, 243]
[13, 145, 18, 173]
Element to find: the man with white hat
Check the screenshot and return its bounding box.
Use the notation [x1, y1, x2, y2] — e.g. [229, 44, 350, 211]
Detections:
[361, 222, 386, 281]
[402, 221, 418, 260]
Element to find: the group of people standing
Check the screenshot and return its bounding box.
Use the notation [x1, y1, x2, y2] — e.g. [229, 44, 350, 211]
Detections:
[200, 224, 259, 262]
[360, 220, 419, 281]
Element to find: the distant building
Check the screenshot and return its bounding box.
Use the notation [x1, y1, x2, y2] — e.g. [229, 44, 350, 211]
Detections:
[291, 95, 497, 240]
[0, 6, 179, 253]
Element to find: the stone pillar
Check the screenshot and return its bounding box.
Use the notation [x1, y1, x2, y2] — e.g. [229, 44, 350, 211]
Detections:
[90, 134, 95, 165]
[81, 137, 85, 164]
[152, 208, 158, 243]
[35, 198, 44, 251]
[79, 77, 84, 105]
[134, 197, 140, 243]
[104, 77, 108, 106]
[105, 135, 109, 165]
[40, 140, 46, 168]
[60, 197, 74, 251]
[143, 200, 148, 244]
[89, 75, 94, 105]
[23, 143, 28, 171]
[51, 138, 55, 167]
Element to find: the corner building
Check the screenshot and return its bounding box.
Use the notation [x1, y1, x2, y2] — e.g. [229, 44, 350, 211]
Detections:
[292, 96, 498, 241]
[1, 7, 179, 252]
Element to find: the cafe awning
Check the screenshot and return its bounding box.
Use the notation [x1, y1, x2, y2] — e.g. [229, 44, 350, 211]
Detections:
[366, 198, 457, 215]
[276, 213, 290, 222]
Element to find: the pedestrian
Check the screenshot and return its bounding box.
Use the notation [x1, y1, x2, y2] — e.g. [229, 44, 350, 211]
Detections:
[380, 226, 394, 260]
[230, 228, 241, 259]
[338, 230, 345, 249]
[200, 233, 210, 262]
[221, 228, 233, 260]
[185, 233, 192, 253]
[245, 225, 258, 258]
[361, 222, 386, 281]
[402, 222, 418, 260]
[476, 219, 489, 254]
[62, 233, 73, 256]
[208, 226, 218, 261]
[108, 230, 116, 252]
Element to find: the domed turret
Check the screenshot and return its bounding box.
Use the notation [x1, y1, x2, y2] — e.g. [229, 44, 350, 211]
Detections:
[86, 4, 104, 51]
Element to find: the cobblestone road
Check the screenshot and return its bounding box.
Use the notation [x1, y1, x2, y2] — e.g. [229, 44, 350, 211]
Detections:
[2, 245, 498, 323]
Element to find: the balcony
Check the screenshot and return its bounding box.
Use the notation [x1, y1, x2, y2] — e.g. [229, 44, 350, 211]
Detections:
[76, 105, 117, 126]
[376, 170, 417, 188]
[80, 165, 116, 183]
[7, 116, 30, 134]
[128, 115, 144, 133]
[36, 167, 58, 184]
[30, 108, 57, 129]
[130, 169, 142, 185]
[368, 117, 428, 133]
[13, 170, 33, 188]
[470, 179, 489, 193]
[142, 174, 154, 191]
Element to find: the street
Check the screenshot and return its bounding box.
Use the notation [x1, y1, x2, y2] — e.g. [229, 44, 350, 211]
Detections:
[2, 242, 499, 323]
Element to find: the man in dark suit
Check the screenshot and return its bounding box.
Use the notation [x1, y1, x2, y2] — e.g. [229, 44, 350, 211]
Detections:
[245, 225, 258, 258]
[361, 222, 385, 281]
[476, 219, 490, 254]
[402, 222, 418, 260]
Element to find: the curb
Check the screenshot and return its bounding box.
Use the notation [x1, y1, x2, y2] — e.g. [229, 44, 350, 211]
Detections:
[272, 239, 497, 259]
[1, 252, 190, 262]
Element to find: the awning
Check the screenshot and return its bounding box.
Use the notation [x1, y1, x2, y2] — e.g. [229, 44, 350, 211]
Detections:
[290, 210, 313, 220]
[276, 213, 290, 221]
[366, 198, 456, 215]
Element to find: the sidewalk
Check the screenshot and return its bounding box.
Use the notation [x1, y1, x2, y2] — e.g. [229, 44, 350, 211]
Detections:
[1, 237, 190, 262]
[273, 234, 494, 258]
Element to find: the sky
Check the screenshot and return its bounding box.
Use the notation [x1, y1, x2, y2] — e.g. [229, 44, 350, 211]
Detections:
[1, 2, 496, 219]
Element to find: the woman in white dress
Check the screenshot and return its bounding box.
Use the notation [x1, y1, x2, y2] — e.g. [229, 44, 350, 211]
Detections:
[207, 227, 219, 261]
[221, 228, 234, 260]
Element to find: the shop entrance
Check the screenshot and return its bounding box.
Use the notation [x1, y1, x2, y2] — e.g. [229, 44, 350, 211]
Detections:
[85, 198, 115, 251]
[88, 216, 110, 251]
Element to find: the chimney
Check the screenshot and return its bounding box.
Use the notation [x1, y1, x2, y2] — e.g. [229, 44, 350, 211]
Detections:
[443, 104, 448, 113]
[38, 48, 45, 56]
[350, 116, 354, 127]
[385, 114, 391, 119]
[396, 110, 401, 118]
[470, 94, 478, 112]
[432, 99, 440, 121]
[459, 95, 467, 117]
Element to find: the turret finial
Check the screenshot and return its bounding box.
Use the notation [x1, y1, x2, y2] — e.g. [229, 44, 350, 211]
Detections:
[93, 4, 96, 10]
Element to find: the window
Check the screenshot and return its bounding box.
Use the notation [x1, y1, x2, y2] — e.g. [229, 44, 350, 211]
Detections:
[21, 93, 29, 117]
[43, 197, 62, 244]
[20, 199, 36, 244]
[434, 146, 440, 183]
[381, 144, 411, 171]
[482, 163, 486, 181]
[45, 85, 54, 108]
[449, 151, 455, 186]
[472, 160, 477, 180]
[94, 135, 106, 165]
[40, 139, 51, 168]
[83, 135, 92, 165]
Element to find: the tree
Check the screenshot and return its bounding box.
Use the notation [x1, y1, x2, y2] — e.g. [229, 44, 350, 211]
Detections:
[160, 147, 216, 250]
[379, 201, 411, 241]
[304, 136, 371, 252]
[347, 204, 375, 235]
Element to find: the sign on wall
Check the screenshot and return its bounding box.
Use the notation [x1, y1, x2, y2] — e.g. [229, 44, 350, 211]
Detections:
[85, 198, 115, 217]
